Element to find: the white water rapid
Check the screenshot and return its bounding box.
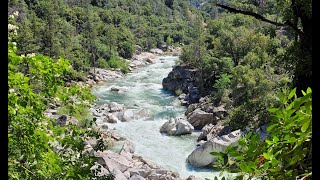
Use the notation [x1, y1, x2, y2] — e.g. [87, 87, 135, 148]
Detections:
[92, 56, 234, 179]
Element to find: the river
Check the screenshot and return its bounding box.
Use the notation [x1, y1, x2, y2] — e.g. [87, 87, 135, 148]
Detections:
[92, 56, 234, 179]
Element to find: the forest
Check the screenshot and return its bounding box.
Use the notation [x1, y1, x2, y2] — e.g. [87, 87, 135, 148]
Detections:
[8, 0, 312, 179]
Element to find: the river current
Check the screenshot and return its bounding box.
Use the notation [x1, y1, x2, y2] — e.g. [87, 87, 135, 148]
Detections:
[92, 56, 234, 179]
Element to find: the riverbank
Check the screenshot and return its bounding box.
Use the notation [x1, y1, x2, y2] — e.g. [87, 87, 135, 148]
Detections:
[44, 47, 203, 179]
[83, 46, 182, 88]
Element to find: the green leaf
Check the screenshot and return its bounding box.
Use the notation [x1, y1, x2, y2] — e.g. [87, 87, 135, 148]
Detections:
[268, 108, 278, 113]
[306, 87, 312, 94]
[239, 162, 248, 172]
[210, 152, 222, 157]
[301, 119, 311, 132]
[273, 136, 279, 143]
[301, 90, 306, 96]
[266, 124, 277, 132]
[288, 88, 296, 99]
[271, 158, 278, 167]
[236, 156, 245, 161]
[263, 153, 271, 160]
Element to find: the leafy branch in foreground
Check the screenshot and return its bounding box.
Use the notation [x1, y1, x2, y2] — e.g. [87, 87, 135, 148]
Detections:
[211, 87, 312, 180]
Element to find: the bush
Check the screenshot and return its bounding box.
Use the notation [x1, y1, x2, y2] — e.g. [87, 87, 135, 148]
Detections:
[212, 87, 312, 179]
[118, 41, 135, 59]
[108, 56, 129, 73]
[213, 73, 232, 101]
[66, 68, 88, 82]
[97, 58, 110, 69]
[175, 89, 183, 96]
[57, 105, 93, 128]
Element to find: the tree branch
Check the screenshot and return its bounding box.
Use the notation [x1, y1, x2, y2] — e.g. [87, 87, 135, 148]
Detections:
[216, 3, 304, 35]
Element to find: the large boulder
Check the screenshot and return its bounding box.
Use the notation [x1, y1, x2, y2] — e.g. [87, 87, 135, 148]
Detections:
[105, 113, 119, 123]
[96, 150, 131, 173]
[109, 102, 125, 112]
[187, 109, 216, 130]
[187, 130, 241, 167]
[112, 168, 127, 180]
[160, 118, 194, 135]
[117, 109, 135, 122]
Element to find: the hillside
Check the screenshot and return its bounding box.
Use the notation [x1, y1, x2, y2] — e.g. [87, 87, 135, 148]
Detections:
[8, 0, 204, 78]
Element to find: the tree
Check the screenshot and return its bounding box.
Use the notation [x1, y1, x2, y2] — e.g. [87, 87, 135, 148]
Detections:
[214, 0, 312, 95]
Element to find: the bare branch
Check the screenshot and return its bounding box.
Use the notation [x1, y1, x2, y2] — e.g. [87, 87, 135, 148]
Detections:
[216, 3, 304, 35]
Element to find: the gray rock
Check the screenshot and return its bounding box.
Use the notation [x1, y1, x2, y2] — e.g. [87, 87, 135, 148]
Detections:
[160, 118, 194, 135]
[187, 109, 216, 130]
[85, 137, 97, 148]
[178, 93, 186, 100]
[105, 113, 119, 123]
[97, 150, 131, 172]
[124, 171, 131, 179]
[197, 121, 231, 142]
[112, 168, 127, 180]
[187, 130, 241, 167]
[109, 102, 125, 112]
[135, 109, 152, 119]
[55, 115, 78, 127]
[130, 174, 146, 180]
[120, 140, 135, 154]
[117, 109, 135, 122]
[185, 104, 198, 116]
[128, 168, 149, 178]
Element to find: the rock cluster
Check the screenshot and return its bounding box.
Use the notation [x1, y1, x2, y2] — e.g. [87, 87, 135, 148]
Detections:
[91, 102, 153, 125]
[160, 117, 194, 136]
[162, 65, 201, 104]
[88, 140, 182, 180]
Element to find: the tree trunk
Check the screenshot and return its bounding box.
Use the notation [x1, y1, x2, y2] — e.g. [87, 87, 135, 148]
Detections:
[293, 16, 312, 95]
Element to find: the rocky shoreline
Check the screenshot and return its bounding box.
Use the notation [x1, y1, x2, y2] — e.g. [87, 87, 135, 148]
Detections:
[84, 46, 182, 88]
[161, 65, 270, 169]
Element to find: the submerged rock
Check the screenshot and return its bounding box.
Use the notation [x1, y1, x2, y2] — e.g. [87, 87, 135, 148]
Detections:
[135, 109, 152, 119]
[187, 130, 241, 167]
[160, 117, 194, 136]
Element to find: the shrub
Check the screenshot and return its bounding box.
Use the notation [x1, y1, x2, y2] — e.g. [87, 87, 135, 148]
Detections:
[118, 41, 135, 59]
[108, 56, 129, 73]
[57, 105, 93, 128]
[97, 58, 110, 69]
[175, 89, 183, 96]
[213, 73, 232, 101]
[212, 87, 312, 179]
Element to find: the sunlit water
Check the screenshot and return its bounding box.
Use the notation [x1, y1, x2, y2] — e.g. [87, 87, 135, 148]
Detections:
[92, 56, 235, 179]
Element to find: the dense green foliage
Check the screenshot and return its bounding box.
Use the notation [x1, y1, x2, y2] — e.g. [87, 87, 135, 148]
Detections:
[8, 0, 204, 77]
[213, 87, 312, 179]
[8, 14, 112, 179]
[182, 1, 312, 179]
[180, 12, 291, 130]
